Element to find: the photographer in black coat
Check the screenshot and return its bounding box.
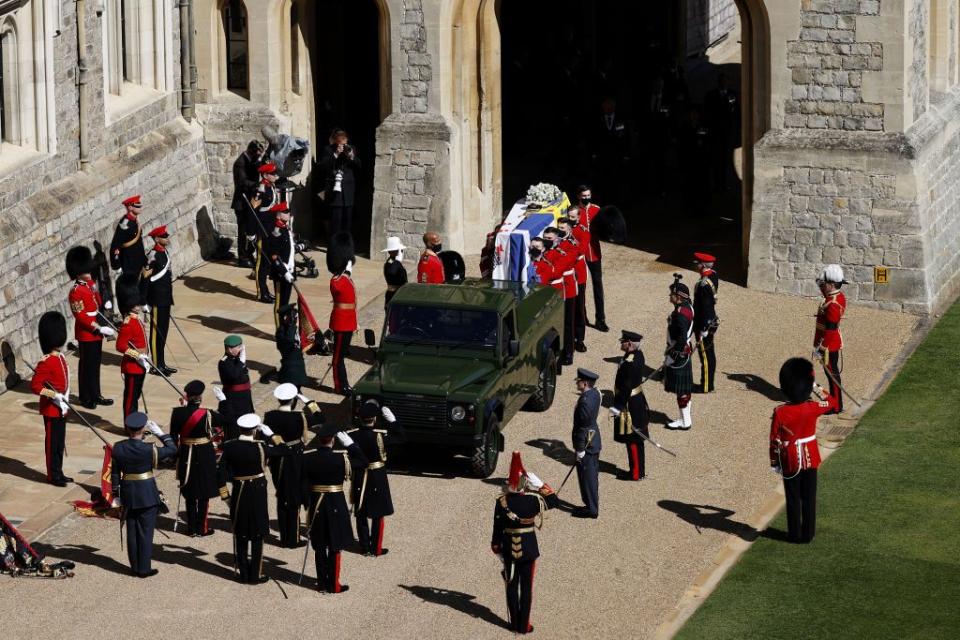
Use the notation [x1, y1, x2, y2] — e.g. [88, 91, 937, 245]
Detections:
[231, 140, 264, 267]
[317, 129, 361, 239]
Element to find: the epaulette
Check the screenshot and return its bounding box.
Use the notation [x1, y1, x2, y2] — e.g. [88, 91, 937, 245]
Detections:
[345, 428, 359, 434]
[372, 428, 388, 434]
[39, 353, 50, 362]
[220, 355, 228, 362]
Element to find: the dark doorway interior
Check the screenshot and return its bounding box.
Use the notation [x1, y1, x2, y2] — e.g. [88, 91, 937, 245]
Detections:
[500, 0, 745, 281]
[311, 0, 381, 255]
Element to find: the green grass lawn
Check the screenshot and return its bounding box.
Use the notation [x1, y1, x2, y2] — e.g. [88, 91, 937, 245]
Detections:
[677, 302, 960, 640]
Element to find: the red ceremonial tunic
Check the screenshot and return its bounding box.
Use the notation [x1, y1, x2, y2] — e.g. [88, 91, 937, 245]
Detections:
[31, 352, 70, 418]
[545, 247, 577, 299]
[417, 252, 445, 284]
[769, 390, 839, 475]
[568, 229, 589, 285]
[69, 278, 103, 342]
[330, 274, 358, 332]
[117, 313, 148, 375]
[814, 290, 846, 351]
[532, 257, 556, 288]
[581, 203, 602, 262]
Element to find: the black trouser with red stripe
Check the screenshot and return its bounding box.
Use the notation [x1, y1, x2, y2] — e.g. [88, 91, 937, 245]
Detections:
[43, 417, 66, 482]
[625, 441, 646, 480]
[314, 543, 344, 592]
[122, 373, 145, 418]
[331, 331, 352, 392]
[575, 286, 587, 343]
[562, 298, 575, 362]
[356, 514, 385, 555]
[503, 559, 536, 634]
[77, 340, 102, 405]
[185, 497, 209, 535]
[149, 305, 171, 369]
[783, 468, 817, 543]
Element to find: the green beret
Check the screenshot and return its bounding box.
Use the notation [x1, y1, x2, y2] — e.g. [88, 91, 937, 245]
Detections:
[223, 335, 243, 347]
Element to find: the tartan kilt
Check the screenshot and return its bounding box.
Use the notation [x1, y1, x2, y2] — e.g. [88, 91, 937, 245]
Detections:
[664, 359, 694, 395]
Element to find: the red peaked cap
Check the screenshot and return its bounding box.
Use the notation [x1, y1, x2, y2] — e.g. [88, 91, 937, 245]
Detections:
[694, 252, 716, 263]
[148, 225, 168, 238]
[259, 162, 278, 174]
[507, 451, 527, 492]
[122, 195, 142, 207]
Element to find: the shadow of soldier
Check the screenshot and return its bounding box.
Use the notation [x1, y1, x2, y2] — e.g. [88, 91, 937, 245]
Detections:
[526, 437, 620, 477]
[657, 499, 759, 541]
[399, 584, 507, 629]
[725, 372, 783, 402]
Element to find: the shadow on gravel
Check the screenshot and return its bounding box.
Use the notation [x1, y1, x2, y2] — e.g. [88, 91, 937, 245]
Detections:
[181, 276, 259, 301]
[187, 315, 275, 343]
[657, 500, 759, 541]
[525, 438, 620, 477]
[725, 372, 783, 402]
[0, 454, 51, 484]
[399, 584, 506, 628]
[33, 543, 131, 576]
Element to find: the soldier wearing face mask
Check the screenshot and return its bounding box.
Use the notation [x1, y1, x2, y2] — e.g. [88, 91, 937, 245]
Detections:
[574, 185, 608, 332]
[417, 231, 446, 284]
[542, 227, 578, 365]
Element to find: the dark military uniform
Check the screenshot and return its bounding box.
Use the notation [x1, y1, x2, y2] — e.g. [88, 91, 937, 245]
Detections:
[275, 319, 308, 389]
[145, 246, 174, 371]
[109, 213, 147, 300]
[664, 301, 695, 397]
[268, 223, 296, 328]
[253, 185, 277, 301]
[219, 436, 290, 583]
[693, 269, 719, 393]
[262, 408, 309, 547]
[491, 490, 555, 634]
[169, 403, 222, 535]
[218, 355, 254, 438]
[613, 350, 649, 480]
[111, 433, 177, 576]
[383, 256, 407, 309]
[301, 433, 368, 593]
[573, 383, 602, 517]
[348, 421, 405, 555]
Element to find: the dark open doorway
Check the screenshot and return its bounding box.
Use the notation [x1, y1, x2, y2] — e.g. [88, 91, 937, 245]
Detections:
[311, 0, 382, 255]
[499, 0, 746, 282]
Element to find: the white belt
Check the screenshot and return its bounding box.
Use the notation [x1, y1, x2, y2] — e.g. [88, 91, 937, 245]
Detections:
[85, 311, 97, 317]
[550, 278, 563, 285]
[578, 255, 586, 262]
[563, 269, 574, 276]
[795, 435, 816, 444]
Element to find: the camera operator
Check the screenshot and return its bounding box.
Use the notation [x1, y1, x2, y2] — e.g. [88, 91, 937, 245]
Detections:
[231, 140, 264, 268]
[318, 128, 361, 240]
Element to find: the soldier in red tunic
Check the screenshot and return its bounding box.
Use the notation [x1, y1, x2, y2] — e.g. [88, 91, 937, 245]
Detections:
[67, 246, 115, 410]
[574, 185, 608, 332]
[770, 357, 839, 543]
[30, 312, 73, 486]
[814, 264, 847, 414]
[417, 231, 446, 284]
[543, 227, 578, 365]
[528, 237, 555, 287]
[327, 232, 357, 396]
[560, 215, 588, 353]
[116, 286, 151, 419]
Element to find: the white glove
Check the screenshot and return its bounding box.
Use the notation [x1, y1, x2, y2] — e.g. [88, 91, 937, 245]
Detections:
[239, 345, 247, 364]
[576, 450, 585, 461]
[104, 301, 113, 310]
[146, 421, 164, 437]
[700, 330, 709, 339]
[525, 472, 544, 490]
[138, 355, 151, 370]
[143, 305, 151, 314]
[212, 386, 226, 401]
[57, 400, 70, 415]
[336, 432, 354, 447]
[609, 407, 621, 418]
[97, 326, 116, 338]
[771, 465, 782, 476]
[284, 271, 294, 283]
[345, 259, 354, 274]
[111, 497, 122, 508]
[297, 393, 312, 404]
[258, 424, 275, 438]
[246, 235, 257, 243]
[381, 406, 396, 423]
[53, 392, 68, 404]
[663, 354, 675, 367]
[295, 243, 305, 252]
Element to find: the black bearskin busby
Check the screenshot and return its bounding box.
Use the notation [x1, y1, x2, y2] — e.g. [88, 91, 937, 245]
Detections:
[65, 246, 94, 279]
[116, 282, 141, 315]
[590, 205, 627, 244]
[38, 311, 67, 354]
[326, 232, 355, 275]
[438, 250, 466, 284]
[779, 357, 815, 404]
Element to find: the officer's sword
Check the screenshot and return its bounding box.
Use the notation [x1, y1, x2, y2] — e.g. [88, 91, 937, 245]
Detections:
[169, 315, 201, 363]
[611, 414, 678, 457]
[243, 197, 306, 299]
[555, 430, 594, 497]
[22, 361, 112, 448]
[812, 348, 863, 408]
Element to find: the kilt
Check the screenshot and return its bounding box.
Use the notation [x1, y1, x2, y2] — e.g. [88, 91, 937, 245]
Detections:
[664, 358, 694, 395]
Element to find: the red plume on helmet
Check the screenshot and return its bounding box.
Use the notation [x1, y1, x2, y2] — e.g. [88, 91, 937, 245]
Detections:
[507, 451, 528, 493]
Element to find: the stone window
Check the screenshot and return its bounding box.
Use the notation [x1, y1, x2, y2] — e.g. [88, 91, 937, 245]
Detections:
[290, 2, 301, 96]
[0, 0, 56, 166]
[102, 0, 174, 118]
[221, 0, 249, 94]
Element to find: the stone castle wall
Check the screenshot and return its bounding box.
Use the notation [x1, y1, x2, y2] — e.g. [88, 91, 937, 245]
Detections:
[687, 0, 739, 56]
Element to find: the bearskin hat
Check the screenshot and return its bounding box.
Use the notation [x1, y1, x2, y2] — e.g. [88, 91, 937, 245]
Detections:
[65, 246, 94, 279]
[438, 250, 466, 284]
[38, 311, 67, 354]
[326, 231, 355, 275]
[779, 357, 815, 404]
[116, 281, 141, 315]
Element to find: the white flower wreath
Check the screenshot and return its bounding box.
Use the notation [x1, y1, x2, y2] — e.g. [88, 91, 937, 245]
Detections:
[525, 183, 562, 208]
